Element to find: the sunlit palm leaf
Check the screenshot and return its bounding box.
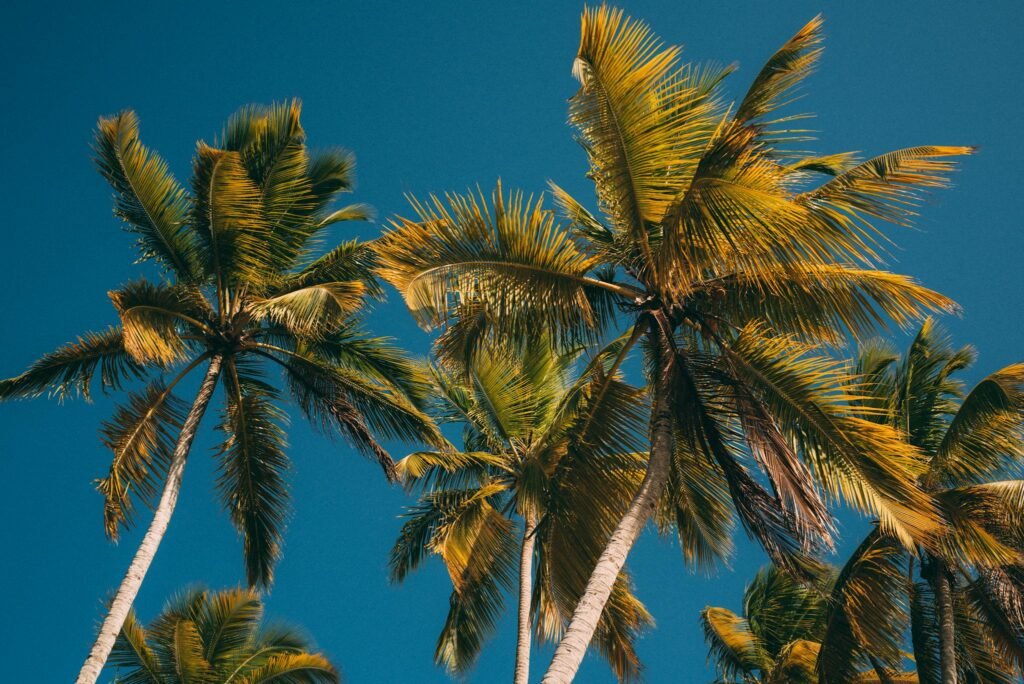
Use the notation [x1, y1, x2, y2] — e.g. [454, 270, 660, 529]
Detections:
[93, 111, 201, 280]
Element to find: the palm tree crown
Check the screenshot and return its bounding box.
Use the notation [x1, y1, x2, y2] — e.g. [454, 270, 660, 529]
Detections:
[1, 99, 438, 585]
[109, 586, 339, 683]
[0, 100, 441, 684]
[818, 320, 1024, 684]
[390, 337, 652, 680]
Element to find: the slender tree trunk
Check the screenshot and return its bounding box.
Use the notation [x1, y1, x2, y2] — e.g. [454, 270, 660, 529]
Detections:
[932, 557, 958, 684]
[541, 346, 673, 684]
[76, 355, 223, 684]
[514, 513, 538, 684]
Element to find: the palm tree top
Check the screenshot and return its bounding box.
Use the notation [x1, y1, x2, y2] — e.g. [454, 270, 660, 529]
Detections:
[1, 100, 442, 587]
[109, 585, 340, 684]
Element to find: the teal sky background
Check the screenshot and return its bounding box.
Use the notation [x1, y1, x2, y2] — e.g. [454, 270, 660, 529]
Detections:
[2, 1, 1022, 681]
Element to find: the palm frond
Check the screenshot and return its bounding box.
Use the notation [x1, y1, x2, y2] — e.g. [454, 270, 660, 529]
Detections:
[191, 145, 274, 289]
[800, 146, 975, 226]
[93, 111, 201, 280]
[571, 5, 727, 274]
[216, 358, 291, 588]
[97, 381, 188, 539]
[734, 15, 823, 125]
[109, 279, 211, 365]
[935, 363, 1024, 486]
[250, 281, 366, 338]
[0, 327, 143, 401]
[818, 528, 909, 684]
[376, 183, 628, 345]
[726, 324, 938, 548]
[109, 610, 162, 684]
[701, 606, 772, 679]
[235, 653, 339, 684]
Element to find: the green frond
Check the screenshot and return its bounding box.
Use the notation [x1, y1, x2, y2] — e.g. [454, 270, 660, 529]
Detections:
[937, 481, 1024, 568]
[97, 381, 188, 539]
[271, 347, 442, 480]
[110, 610, 162, 684]
[376, 182, 628, 345]
[192, 587, 264, 667]
[735, 15, 823, 125]
[93, 110, 201, 280]
[726, 325, 939, 548]
[935, 363, 1024, 486]
[112, 585, 337, 683]
[290, 239, 381, 298]
[301, 327, 431, 405]
[571, 4, 728, 274]
[216, 358, 291, 588]
[701, 606, 772, 679]
[109, 279, 211, 365]
[236, 653, 339, 684]
[250, 281, 367, 338]
[743, 564, 830, 658]
[0, 327, 143, 402]
[701, 265, 957, 344]
[395, 450, 509, 493]
[818, 528, 909, 684]
[800, 145, 975, 227]
[191, 144, 275, 288]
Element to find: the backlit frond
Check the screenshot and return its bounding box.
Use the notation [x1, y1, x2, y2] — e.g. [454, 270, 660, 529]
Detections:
[0, 327, 143, 401]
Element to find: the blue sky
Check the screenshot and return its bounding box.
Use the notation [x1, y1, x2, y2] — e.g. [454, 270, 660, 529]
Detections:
[1, 1, 1021, 681]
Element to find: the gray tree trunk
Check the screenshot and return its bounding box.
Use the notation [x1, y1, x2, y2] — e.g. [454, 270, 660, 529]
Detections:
[514, 514, 537, 684]
[75, 355, 223, 684]
[541, 349, 673, 684]
[932, 558, 958, 684]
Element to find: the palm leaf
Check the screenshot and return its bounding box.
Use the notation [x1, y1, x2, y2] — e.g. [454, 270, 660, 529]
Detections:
[93, 111, 200, 280]
[0, 327, 143, 401]
[216, 358, 291, 588]
[97, 381, 188, 539]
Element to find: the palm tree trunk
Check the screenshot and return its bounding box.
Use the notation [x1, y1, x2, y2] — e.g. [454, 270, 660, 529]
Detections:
[541, 347, 673, 684]
[514, 513, 537, 684]
[932, 557, 958, 684]
[75, 355, 223, 684]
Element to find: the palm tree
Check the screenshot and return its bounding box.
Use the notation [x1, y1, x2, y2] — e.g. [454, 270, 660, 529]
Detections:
[816, 320, 1024, 684]
[389, 336, 652, 682]
[107, 585, 339, 683]
[703, 564, 917, 683]
[376, 8, 972, 681]
[0, 101, 439, 684]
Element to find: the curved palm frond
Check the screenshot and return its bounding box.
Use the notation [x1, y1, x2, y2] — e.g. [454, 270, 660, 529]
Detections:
[93, 111, 201, 280]
[0, 327, 143, 401]
[97, 380, 189, 539]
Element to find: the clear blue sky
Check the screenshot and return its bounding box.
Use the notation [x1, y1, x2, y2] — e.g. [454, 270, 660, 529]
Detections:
[1, 1, 1021, 681]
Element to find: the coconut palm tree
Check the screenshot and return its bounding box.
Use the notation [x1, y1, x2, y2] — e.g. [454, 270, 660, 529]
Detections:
[390, 335, 651, 682]
[0, 101, 439, 684]
[703, 564, 917, 683]
[107, 585, 339, 683]
[376, 7, 972, 681]
[816, 320, 1024, 684]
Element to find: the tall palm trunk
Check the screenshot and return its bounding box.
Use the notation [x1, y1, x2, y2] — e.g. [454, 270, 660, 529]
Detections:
[76, 355, 223, 684]
[931, 557, 958, 684]
[514, 513, 537, 684]
[541, 344, 673, 684]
